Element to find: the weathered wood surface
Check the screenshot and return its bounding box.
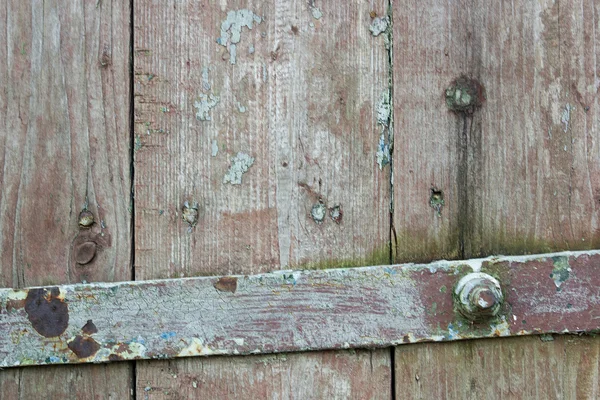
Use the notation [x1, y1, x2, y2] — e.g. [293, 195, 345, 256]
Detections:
[396, 335, 600, 400]
[0, 0, 132, 397]
[392, 0, 600, 397]
[393, 0, 600, 264]
[136, 350, 391, 400]
[133, 0, 392, 397]
[2, 251, 599, 367]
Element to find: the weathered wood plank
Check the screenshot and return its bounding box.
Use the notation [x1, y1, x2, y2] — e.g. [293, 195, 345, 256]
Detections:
[136, 350, 391, 400]
[392, 0, 600, 396]
[133, 0, 392, 397]
[1, 251, 599, 367]
[396, 335, 600, 400]
[0, 0, 132, 397]
[0, 364, 133, 400]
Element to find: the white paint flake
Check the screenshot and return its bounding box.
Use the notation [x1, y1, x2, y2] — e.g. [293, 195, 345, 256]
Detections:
[194, 94, 220, 121]
[310, 7, 323, 20]
[376, 133, 390, 169]
[376, 90, 391, 169]
[202, 66, 211, 91]
[216, 9, 262, 64]
[369, 16, 389, 37]
[223, 152, 255, 185]
[377, 90, 391, 126]
[211, 140, 219, 157]
[561, 103, 574, 133]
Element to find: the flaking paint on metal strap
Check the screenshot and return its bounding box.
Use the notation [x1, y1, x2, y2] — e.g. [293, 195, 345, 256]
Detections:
[1, 250, 599, 367]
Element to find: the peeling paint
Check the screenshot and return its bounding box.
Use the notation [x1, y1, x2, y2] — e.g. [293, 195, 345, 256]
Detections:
[311, 202, 327, 224]
[377, 90, 391, 126]
[376, 133, 390, 169]
[236, 102, 247, 113]
[2, 250, 600, 368]
[561, 103, 575, 133]
[369, 16, 389, 37]
[194, 94, 220, 121]
[134, 136, 142, 152]
[216, 9, 262, 64]
[201, 66, 211, 91]
[310, 7, 323, 20]
[376, 90, 392, 169]
[7, 290, 27, 301]
[223, 152, 255, 185]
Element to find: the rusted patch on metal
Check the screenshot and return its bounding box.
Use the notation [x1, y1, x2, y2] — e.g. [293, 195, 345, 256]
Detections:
[81, 320, 98, 335]
[67, 336, 100, 358]
[24, 287, 69, 338]
[214, 276, 238, 293]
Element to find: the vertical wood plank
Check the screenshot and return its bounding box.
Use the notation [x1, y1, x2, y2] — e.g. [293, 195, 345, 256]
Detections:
[134, 0, 392, 397]
[395, 335, 600, 400]
[0, 0, 132, 397]
[393, 0, 600, 397]
[137, 350, 391, 400]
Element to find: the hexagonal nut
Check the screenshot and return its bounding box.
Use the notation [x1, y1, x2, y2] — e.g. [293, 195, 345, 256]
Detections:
[454, 272, 503, 321]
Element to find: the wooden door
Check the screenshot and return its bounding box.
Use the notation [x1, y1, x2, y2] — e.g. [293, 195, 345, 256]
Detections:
[1, 1, 599, 399]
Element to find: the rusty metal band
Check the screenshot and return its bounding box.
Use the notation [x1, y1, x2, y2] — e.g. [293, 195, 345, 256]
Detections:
[1, 250, 599, 367]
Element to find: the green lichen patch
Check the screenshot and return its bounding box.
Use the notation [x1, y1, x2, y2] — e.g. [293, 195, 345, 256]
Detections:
[550, 256, 571, 289]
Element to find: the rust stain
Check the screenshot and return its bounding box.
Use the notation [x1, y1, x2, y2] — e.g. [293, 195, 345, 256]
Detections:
[81, 319, 98, 335]
[214, 276, 238, 293]
[6, 299, 25, 312]
[68, 335, 100, 358]
[108, 354, 124, 361]
[24, 287, 69, 338]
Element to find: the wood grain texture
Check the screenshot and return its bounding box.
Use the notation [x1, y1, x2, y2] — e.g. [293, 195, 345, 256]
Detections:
[395, 335, 600, 400]
[392, 0, 600, 262]
[134, 0, 391, 278]
[133, 0, 392, 398]
[136, 350, 391, 400]
[0, 363, 133, 400]
[0, 0, 132, 397]
[393, 0, 600, 397]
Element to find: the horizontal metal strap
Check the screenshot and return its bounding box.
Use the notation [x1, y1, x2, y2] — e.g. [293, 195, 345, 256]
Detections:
[1, 250, 599, 367]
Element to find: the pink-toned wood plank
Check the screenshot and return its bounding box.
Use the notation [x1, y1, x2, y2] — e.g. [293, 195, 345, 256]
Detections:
[0, 364, 133, 400]
[2, 251, 600, 367]
[134, 0, 390, 278]
[396, 335, 600, 400]
[136, 350, 391, 400]
[0, 0, 132, 397]
[133, 0, 392, 397]
[392, 0, 600, 396]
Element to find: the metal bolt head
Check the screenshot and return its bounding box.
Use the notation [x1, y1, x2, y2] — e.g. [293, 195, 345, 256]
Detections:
[78, 209, 95, 228]
[75, 241, 97, 265]
[182, 201, 199, 227]
[454, 272, 503, 321]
